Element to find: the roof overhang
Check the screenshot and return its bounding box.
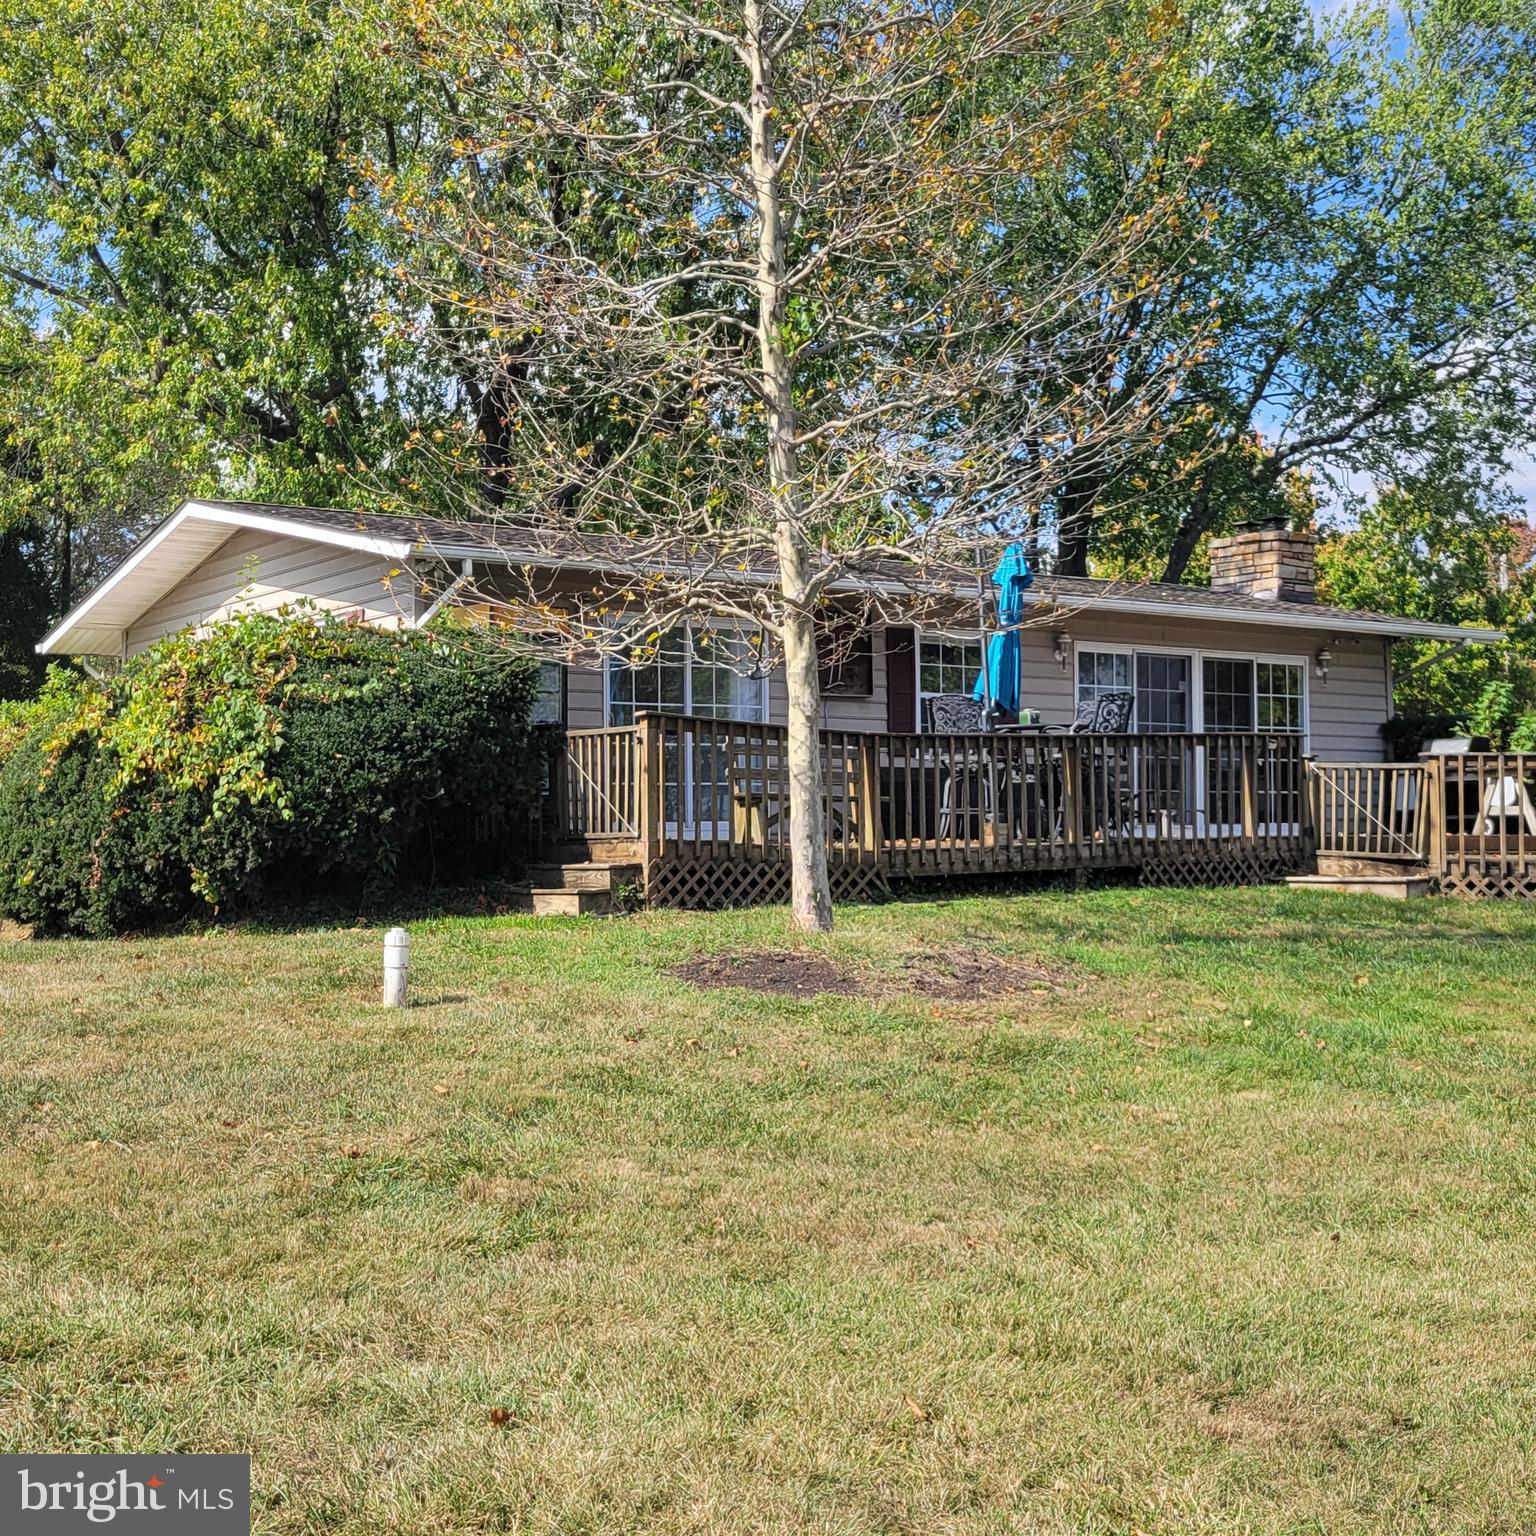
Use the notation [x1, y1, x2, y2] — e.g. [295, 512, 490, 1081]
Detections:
[37, 501, 416, 657]
[40, 498, 1506, 656]
[411, 540, 1506, 646]
[1015, 590, 1505, 646]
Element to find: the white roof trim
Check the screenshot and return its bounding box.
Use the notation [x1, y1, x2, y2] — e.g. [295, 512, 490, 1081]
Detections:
[38, 501, 416, 656]
[1018, 590, 1505, 645]
[181, 501, 414, 561]
[37, 506, 203, 655]
[41, 500, 1506, 656]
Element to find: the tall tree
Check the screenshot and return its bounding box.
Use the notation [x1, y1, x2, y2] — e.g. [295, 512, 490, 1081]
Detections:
[385, 0, 1208, 929]
[0, 0, 443, 608]
[1029, 0, 1536, 579]
[1317, 469, 1536, 742]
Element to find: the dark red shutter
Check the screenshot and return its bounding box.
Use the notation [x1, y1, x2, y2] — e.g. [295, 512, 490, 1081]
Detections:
[885, 626, 917, 732]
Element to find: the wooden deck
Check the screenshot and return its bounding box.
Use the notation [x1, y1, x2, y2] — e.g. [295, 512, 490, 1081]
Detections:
[549, 716, 1314, 907]
[1309, 754, 1536, 898]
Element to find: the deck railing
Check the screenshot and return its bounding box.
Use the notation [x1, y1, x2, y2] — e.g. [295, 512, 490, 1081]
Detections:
[550, 716, 1311, 876]
[1308, 761, 1432, 862]
[1307, 754, 1536, 892]
[546, 728, 1536, 898]
[1438, 753, 1536, 877]
[556, 725, 641, 838]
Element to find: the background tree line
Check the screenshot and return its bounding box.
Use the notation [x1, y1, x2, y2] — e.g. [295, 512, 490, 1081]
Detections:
[1, 0, 1533, 704]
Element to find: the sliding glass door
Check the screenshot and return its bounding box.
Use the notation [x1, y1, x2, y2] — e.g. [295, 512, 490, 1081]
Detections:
[1135, 654, 1192, 733]
[1201, 657, 1306, 828]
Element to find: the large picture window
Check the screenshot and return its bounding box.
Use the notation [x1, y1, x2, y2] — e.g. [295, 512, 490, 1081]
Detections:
[607, 625, 767, 725]
[1074, 647, 1306, 737]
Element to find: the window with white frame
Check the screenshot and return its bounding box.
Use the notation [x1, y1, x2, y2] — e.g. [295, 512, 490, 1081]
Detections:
[606, 624, 767, 724]
[1134, 653, 1192, 733]
[1077, 649, 1133, 719]
[1201, 656, 1256, 732]
[919, 634, 983, 726]
[689, 627, 769, 719]
[1256, 660, 1305, 732]
[1073, 647, 1305, 735]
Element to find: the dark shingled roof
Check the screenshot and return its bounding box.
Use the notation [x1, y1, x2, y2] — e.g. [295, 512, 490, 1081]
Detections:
[185, 500, 1503, 644]
[43, 498, 1505, 653]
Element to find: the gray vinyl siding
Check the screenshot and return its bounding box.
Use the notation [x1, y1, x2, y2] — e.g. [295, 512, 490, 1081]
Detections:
[124, 528, 416, 654]
[1012, 614, 1389, 761]
[567, 612, 1388, 757]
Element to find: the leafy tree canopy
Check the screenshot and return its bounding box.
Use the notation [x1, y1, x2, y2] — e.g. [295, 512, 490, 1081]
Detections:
[1317, 466, 1536, 744]
[0, 0, 443, 604]
[1041, 0, 1536, 579]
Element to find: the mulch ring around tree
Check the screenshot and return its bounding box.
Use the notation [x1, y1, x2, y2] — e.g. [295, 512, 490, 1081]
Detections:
[892, 946, 1073, 1001]
[670, 944, 1077, 1002]
[670, 951, 862, 998]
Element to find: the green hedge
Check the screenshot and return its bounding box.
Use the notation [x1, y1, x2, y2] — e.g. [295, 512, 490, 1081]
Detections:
[0, 613, 548, 935]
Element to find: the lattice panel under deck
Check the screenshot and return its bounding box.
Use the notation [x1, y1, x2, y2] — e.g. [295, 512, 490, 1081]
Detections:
[1438, 860, 1536, 900]
[646, 856, 888, 910]
[1137, 848, 1307, 889]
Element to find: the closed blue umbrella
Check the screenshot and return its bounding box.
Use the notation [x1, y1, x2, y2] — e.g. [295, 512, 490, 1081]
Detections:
[972, 541, 1033, 717]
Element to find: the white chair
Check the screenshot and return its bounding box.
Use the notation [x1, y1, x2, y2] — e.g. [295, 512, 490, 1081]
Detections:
[1478, 774, 1536, 835]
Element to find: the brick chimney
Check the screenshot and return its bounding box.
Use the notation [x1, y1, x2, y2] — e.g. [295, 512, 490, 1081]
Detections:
[1208, 517, 1316, 603]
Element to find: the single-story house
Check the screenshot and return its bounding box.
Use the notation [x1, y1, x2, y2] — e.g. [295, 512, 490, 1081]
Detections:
[39, 499, 1511, 907]
[36, 498, 1500, 760]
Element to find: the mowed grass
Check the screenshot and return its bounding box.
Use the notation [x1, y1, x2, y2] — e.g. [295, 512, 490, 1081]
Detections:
[3, 887, 1536, 1535]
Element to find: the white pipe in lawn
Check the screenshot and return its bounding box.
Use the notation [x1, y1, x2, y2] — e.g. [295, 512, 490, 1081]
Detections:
[383, 927, 411, 1008]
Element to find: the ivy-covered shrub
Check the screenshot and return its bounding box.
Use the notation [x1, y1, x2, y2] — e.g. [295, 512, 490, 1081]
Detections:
[0, 702, 37, 766]
[0, 614, 547, 936]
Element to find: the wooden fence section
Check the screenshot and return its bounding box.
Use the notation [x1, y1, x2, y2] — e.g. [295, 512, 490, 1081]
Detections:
[550, 716, 1313, 906]
[1307, 754, 1536, 897]
[1308, 761, 1432, 863]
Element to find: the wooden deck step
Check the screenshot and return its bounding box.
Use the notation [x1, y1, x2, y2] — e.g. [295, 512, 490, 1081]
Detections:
[525, 861, 640, 893]
[509, 885, 613, 917]
[1315, 854, 1428, 880]
[1286, 873, 1434, 900]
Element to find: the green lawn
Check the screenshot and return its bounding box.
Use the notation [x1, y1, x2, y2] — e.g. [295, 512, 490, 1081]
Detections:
[3, 887, 1536, 1534]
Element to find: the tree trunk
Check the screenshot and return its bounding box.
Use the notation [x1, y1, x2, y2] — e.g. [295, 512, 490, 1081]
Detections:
[1161, 466, 1218, 583]
[777, 534, 833, 932]
[1055, 468, 1097, 576]
[747, 0, 833, 931]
